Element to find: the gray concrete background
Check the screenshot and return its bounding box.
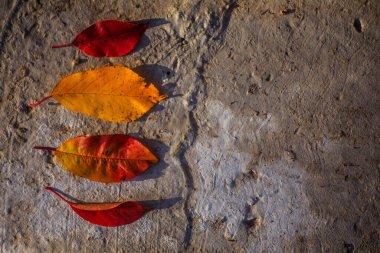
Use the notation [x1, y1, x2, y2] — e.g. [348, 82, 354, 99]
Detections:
[0, 0, 379, 252]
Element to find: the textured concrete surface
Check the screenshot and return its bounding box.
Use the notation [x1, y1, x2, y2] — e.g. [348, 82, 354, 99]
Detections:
[0, 0, 379, 252]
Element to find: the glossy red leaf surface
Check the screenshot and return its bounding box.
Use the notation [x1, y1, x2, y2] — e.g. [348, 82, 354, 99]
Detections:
[52, 20, 148, 57]
[34, 134, 158, 183]
[46, 187, 146, 227]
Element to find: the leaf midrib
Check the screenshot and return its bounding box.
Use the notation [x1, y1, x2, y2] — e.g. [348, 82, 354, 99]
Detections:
[55, 149, 156, 162]
[53, 93, 157, 98]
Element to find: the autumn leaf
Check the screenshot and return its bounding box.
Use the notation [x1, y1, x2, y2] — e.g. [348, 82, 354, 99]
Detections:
[46, 187, 146, 227]
[29, 66, 166, 122]
[52, 20, 148, 57]
[34, 134, 158, 183]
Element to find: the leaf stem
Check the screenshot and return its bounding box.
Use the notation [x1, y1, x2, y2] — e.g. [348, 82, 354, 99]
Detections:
[52, 43, 74, 49]
[33, 146, 57, 151]
[45, 187, 70, 204]
[28, 95, 52, 108]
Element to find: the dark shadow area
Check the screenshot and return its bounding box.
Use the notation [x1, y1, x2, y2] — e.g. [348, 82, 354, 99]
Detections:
[132, 18, 169, 29]
[353, 18, 363, 33]
[21, 103, 32, 114]
[128, 137, 169, 181]
[130, 18, 169, 55]
[213, 1, 239, 42]
[132, 64, 175, 86]
[132, 64, 179, 123]
[46, 187, 181, 212]
[139, 197, 182, 212]
[281, 8, 296, 15]
[130, 34, 150, 55]
[46, 187, 85, 203]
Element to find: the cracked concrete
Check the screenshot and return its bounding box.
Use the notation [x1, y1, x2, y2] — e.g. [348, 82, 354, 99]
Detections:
[1, 0, 379, 252]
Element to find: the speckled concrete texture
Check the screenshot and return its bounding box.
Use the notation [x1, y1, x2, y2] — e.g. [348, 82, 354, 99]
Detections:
[0, 0, 379, 252]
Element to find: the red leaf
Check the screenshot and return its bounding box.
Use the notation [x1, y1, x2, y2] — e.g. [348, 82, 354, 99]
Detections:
[34, 134, 159, 183]
[52, 20, 148, 57]
[46, 187, 146, 227]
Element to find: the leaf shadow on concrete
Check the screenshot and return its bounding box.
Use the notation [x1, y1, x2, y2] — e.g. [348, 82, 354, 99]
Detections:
[128, 137, 169, 181]
[46, 187, 181, 212]
[132, 64, 179, 121]
[130, 18, 169, 55]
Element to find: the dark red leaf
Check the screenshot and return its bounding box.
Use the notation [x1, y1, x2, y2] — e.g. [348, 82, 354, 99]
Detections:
[46, 187, 146, 227]
[52, 20, 148, 57]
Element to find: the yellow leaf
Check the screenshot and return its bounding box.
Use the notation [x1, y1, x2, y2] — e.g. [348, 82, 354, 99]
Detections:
[30, 66, 166, 122]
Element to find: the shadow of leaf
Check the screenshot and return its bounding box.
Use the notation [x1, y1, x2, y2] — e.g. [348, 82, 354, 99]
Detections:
[128, 137, 169, 181]
[129, 18, 169, 55]
[46, 187, 85, 203]
[130, 34, 150, 55]
[131, 64, 178, 122]
[132, 18, 170, 28]
[46, 187, 181, 212]
[139, 197, 182, 212]
[132, 64, 175, 86]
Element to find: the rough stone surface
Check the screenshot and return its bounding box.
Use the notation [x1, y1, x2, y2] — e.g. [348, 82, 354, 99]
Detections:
[0, 0, 379, 252]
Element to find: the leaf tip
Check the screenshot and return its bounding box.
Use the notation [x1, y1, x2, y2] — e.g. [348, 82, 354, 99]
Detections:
[159, 94, 168, 101]
[142, 22, 149, 29]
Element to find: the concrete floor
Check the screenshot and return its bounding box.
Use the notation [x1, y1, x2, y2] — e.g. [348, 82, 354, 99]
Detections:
[0, 0, 379, 252]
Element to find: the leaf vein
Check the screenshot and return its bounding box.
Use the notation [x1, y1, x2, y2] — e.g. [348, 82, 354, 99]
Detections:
[55, 150, 155, 162]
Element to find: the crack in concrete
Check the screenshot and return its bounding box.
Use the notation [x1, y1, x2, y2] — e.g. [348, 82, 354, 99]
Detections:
[0, 0, 23, 56]
[175, 2, 238, 250]
[177, 111, 197, 250]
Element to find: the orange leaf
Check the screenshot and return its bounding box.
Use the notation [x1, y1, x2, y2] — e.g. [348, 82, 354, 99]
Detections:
[35, 134, 158, 183]
[29, 66, 166, 122]
[46, 187, 146, 227]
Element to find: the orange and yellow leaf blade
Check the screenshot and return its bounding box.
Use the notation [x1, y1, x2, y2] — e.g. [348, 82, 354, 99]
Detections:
[54, 134, 158, 183]
[51, 66, 166, 122]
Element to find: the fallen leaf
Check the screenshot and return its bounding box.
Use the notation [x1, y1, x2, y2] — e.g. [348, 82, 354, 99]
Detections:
[29, 66, 166, 122]
[52, 20, 148, 57]
[46, 187, 146, 227]
[35, 134, 158, 183]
